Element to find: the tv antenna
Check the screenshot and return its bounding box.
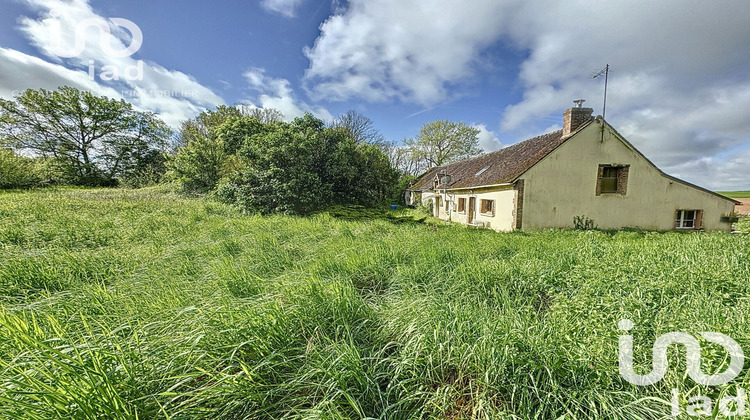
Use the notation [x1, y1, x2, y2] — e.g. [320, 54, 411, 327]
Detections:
[592, 64, 609, 120]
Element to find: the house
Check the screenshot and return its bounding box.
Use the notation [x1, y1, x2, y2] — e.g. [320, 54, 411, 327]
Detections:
[405, 101, 739, 232]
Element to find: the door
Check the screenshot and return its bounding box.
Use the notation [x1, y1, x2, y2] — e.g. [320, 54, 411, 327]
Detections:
[434, 197, 441, 218]
[468, 197, 476, 223]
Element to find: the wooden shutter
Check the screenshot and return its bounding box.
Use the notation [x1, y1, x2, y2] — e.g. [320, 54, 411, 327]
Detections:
[695, 210, 703, 230]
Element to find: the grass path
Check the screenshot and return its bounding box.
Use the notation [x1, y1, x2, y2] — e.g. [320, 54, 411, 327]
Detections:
[1, 188, 749, 418]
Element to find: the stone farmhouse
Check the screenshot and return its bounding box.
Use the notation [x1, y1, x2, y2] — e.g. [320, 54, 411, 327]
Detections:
[405, 101, 739, 231]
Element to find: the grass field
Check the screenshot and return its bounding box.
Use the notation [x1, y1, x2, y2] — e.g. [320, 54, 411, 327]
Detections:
[719, 191, 750, 199]
[1, 188, 749, 419]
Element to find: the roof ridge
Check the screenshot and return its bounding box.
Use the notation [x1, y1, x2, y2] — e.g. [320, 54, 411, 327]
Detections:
[433, 128, 564, 169]
[410, 128, 568, 191]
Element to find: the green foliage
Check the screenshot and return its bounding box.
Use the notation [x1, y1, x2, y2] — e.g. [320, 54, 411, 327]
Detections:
[0, 150, 72, 189]
[736, 216, 750, 232]
[0, 87, 171, 187]
[404, 119, 482, 168]
[169, 133, 226, 192]
[573, 214, 597, 230]
[169, 107, 250, 192]
[0, 148, 37, 189]
[217, 114, 399, 215]
[1, 188, 748, 418]
[390, 174, 417, 205]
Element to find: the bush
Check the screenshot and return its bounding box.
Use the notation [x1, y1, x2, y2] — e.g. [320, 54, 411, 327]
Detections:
[217, 114, 399, 215]
[0, 148, 38, 189]
[573, 215, 596, 230]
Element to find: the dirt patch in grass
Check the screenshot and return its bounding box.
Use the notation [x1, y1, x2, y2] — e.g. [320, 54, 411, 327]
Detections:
[735, 198, 750, 215]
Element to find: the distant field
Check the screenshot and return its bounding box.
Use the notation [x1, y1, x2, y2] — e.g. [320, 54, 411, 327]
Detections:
[719, 191, 750, 198]
[1, 188, 749, 419]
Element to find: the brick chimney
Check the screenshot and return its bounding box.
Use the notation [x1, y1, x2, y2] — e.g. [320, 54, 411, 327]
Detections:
[563, 99, 593, 137]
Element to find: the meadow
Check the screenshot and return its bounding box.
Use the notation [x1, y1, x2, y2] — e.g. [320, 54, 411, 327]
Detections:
[0, 188, 749, 419]
[720, 191, 750, 199]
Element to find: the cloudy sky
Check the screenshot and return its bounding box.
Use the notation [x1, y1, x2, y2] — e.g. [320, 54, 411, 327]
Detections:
[1, 0, 749, 190]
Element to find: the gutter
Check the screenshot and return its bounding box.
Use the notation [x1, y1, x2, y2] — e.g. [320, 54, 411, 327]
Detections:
[443, 182, 514, 192]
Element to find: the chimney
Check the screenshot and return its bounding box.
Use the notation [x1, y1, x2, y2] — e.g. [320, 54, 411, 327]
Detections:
[563, 99, 593, 137]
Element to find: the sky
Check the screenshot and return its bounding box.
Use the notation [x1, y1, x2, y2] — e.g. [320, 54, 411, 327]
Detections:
[0, 0, 749, 190]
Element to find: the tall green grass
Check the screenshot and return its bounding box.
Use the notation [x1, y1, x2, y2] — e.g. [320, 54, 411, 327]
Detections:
[1, 188, 749, 418]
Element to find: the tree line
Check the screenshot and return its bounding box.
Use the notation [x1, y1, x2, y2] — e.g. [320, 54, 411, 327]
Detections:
[1, 87, 483, 213]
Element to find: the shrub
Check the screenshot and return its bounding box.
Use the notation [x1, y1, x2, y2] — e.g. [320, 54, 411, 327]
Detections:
[573, 214, 596, 230]
[0, 148, 38, 189]
[218, 114, 399, 215]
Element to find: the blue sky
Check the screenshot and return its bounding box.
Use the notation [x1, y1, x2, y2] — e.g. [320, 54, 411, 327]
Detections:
[1, 0, 749, 190]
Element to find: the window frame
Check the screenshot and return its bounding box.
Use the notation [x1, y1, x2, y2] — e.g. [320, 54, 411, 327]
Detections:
[675, 209, 703, 230]
[596, 164, 629, 196]
[458, 197, 466, 213]
[479, 198, 495, 216]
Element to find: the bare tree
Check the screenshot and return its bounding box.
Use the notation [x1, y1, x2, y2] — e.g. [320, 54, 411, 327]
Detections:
[330, 110, 385, 145]
[380, 139, 428, 176]
[237, 105, 284, 124]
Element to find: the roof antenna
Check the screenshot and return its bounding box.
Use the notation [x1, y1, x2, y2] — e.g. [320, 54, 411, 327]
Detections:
[592, 64, 609, 120]
[592, 64, 609, 142]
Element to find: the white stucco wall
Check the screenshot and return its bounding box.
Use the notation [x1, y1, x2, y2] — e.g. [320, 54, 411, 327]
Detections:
[520, 120, 736, 231]
[423, 187, 517, 232]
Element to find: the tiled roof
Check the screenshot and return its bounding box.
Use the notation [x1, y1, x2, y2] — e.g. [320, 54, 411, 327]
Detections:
[409, 128, 567, 191]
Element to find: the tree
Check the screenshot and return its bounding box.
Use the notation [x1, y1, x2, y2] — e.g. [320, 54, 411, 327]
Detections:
[0, 148, 37, 189]
[330, 110, 385, 145]
[169, 106, 242, 192]
[175, 105, 241, 149]
[217, 114, 399, 215]
[100, 111, 171, 183]
[381, 140, 428, 176]
[237, 105, 284, 124]
[404, 120, 482, 168]
[0, 87, 171, 186]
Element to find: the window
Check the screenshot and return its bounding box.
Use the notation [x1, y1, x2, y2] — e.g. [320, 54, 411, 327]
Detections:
[458, 198, 466, 213]
[480, 199, 495, 216]
[596, 165, 629, 195]
[675, 210, 702, 230]
[475, 165, 491, 176]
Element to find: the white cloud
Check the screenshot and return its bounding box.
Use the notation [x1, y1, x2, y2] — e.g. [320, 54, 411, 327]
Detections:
[260, 0, 305, 18]
[303, 0, 750, 190]
[472, 124, 503, 152]
[666, 147, 750, 192]
[493, 1, 750, 190]
[303, 0, 514, 105]
[2, 0, 224, 127]
[242, 67, 332, 121]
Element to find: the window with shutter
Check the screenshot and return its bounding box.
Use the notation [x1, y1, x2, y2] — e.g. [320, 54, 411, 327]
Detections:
[675, 209, 703, 230]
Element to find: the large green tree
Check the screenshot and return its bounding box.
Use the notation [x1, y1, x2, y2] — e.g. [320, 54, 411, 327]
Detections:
[169, 106, 243, 192]
[0, 87, 170, 186]
[217, 114, 399, 214]
[404, 120, 482, 168]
